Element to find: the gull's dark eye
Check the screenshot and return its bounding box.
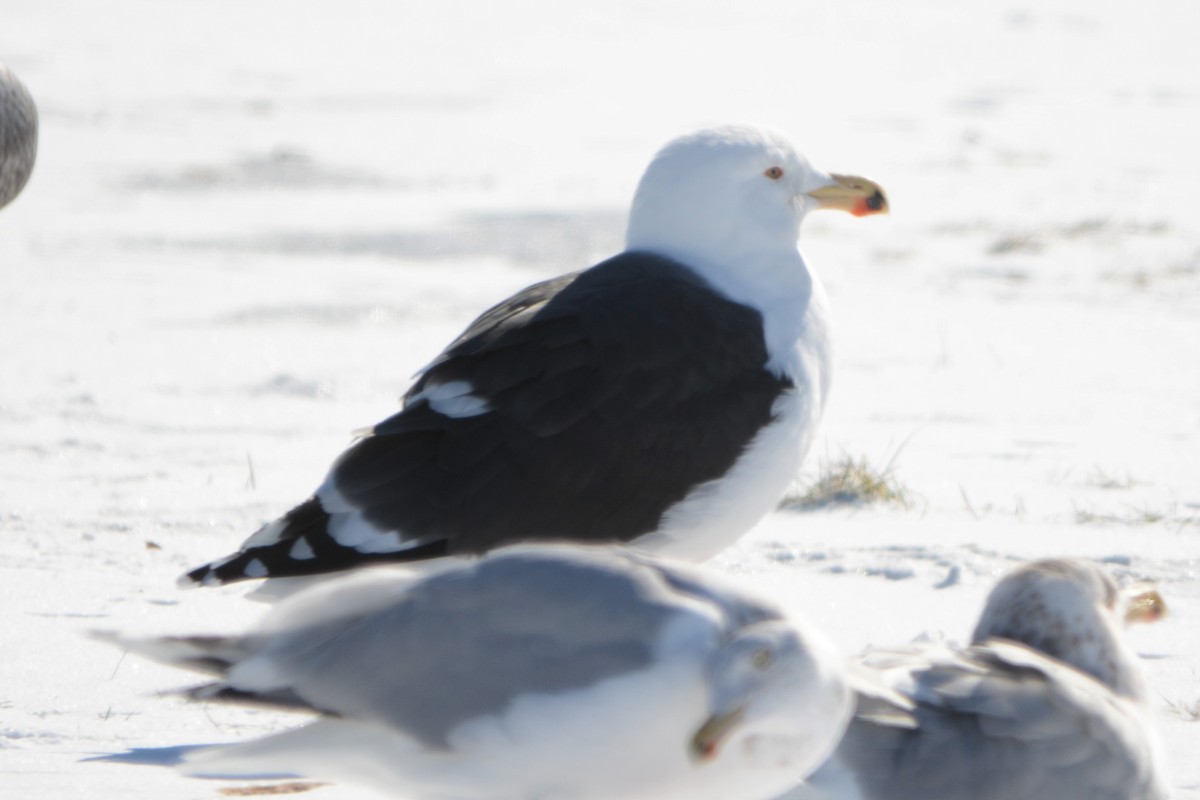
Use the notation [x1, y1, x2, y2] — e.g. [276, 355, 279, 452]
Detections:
[763, 166, 784, 180]
[751, 648, 773, 669]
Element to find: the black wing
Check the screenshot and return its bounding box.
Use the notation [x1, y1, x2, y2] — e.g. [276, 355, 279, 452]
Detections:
[185, 251, 790, 585]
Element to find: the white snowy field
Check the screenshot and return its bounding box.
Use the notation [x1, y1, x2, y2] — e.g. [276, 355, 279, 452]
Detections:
[2, 0, 1198, 797]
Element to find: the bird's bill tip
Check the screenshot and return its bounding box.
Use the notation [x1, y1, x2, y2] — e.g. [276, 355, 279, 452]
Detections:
[688, 707, 744, 764]
[1125, 588, 1168, 625]
[806, 173, 889, 217]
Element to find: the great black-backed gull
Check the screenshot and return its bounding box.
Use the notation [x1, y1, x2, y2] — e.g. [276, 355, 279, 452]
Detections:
[107, 544, 851, 800]
[0, 62, 37, 209]
[792, 559, 1168, 800]
[183, 124, 887, 588]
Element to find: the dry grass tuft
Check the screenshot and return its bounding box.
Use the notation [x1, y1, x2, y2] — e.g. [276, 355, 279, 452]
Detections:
[1074, 502, 1199, 531]
[781, 453, 912, 511]
[1086, 467, 1138, 490]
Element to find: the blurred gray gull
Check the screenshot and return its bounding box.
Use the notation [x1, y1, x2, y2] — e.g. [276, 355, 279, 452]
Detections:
[107, 544, 852, 800]
[0, 62, 37, 209]
[182, 124, 887, 589]
[791, 558, 1169, 800]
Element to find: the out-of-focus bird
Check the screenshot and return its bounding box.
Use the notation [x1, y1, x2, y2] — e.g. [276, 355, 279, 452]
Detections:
[0, 62, 37, 209]
[105, 544, 853, 800]
[790, 558, 1169, 800]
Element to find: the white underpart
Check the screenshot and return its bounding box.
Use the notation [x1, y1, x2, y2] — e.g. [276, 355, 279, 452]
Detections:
[186, 670, 823, 800]
[410, 379, 492, 418]
[637, 387, 819, 562]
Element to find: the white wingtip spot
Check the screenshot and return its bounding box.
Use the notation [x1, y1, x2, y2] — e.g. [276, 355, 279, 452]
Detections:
[289, 537, 316, 561]
[243, 559, 269, 579]
[412, 379, 493, 419]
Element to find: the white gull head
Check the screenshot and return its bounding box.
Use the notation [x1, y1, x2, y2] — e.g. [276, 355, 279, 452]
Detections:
[628, 126, 821, 260]
[625, 125, 885, 310]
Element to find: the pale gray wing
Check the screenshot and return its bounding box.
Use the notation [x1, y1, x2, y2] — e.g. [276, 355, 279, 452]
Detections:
[208, 548, 712, 749]
[636, 553, 784, 630]
[836, 640, 1166, 800]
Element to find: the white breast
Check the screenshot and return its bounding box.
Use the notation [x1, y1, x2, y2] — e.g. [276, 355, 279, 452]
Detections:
[636, 262, 832, 562]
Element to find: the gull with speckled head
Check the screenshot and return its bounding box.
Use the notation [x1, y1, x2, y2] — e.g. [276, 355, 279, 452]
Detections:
[107, 544, 853, 800]
[790, 559, 1169, 800]
[182, 125, 888, 589]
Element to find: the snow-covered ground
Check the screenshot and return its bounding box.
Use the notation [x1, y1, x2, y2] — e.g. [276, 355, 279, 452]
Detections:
[2, 1, 1197, 797]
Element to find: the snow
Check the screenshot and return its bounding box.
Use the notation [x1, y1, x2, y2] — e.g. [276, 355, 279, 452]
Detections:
[1, 0, 1197, 798]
